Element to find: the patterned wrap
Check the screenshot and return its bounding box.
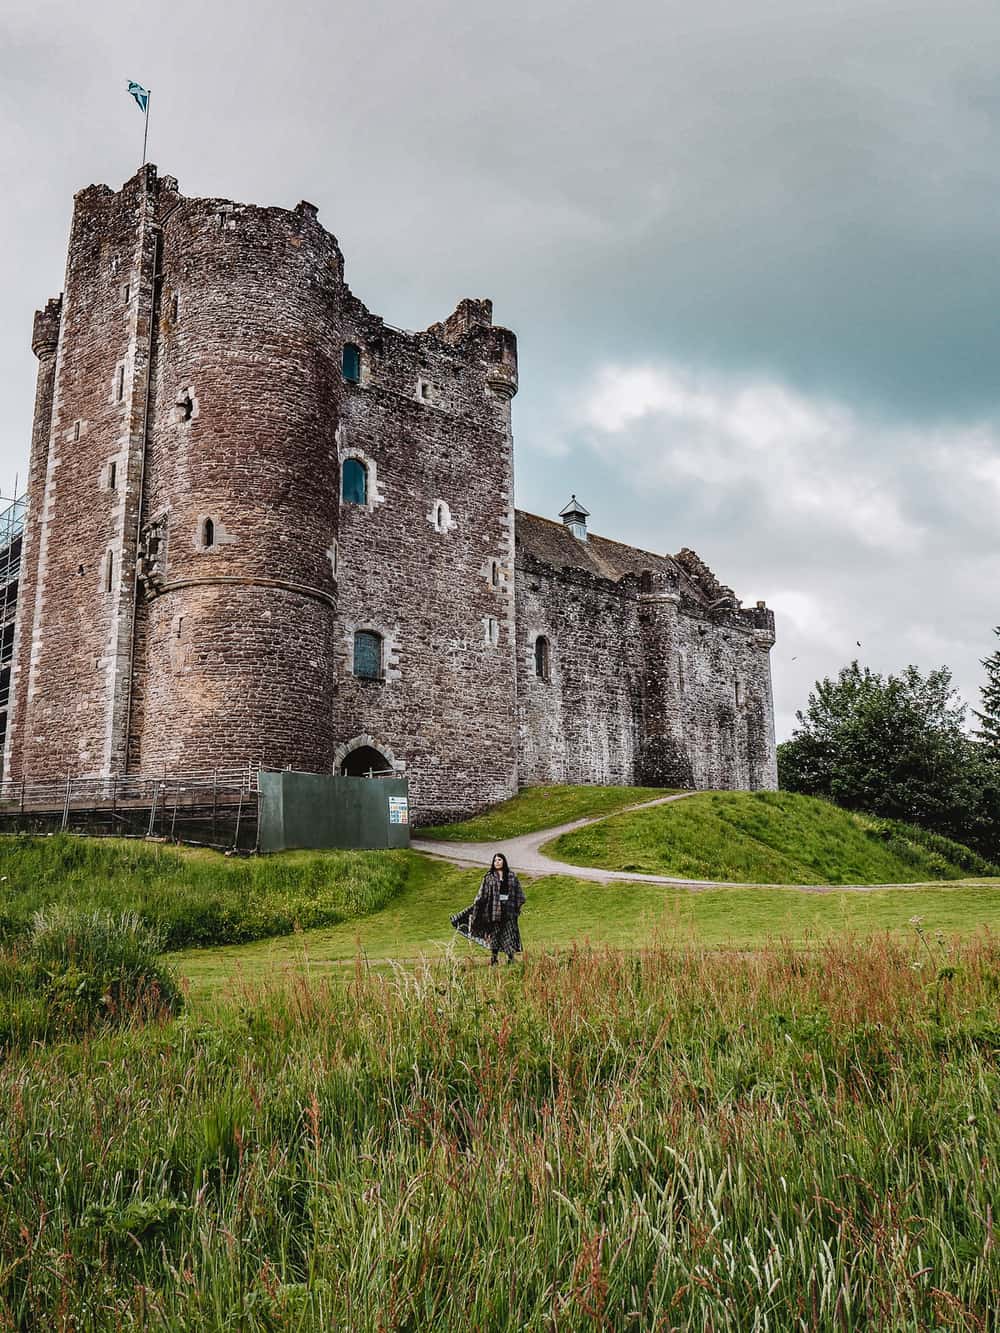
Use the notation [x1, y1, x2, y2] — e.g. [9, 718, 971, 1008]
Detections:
[451, 868, 526, 955]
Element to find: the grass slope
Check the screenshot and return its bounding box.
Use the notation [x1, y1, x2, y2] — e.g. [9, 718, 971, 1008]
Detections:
[0, 835, 408, 949]
[176, 854, 1000, 999]
[5, 941, 1000, 1327]
[418, 783, 673, 840]
[544, 790, 999, 883]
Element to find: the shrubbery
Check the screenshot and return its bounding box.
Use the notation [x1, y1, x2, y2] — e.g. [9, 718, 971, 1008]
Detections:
[0, 907, 182, 1051]
[0, 835, 410, 949]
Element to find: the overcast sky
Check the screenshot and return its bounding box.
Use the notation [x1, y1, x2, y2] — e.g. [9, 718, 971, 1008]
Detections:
[2, 0, 999, 741]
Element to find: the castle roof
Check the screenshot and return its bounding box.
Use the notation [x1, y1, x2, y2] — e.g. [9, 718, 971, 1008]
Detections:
[514, 510, 742, 611]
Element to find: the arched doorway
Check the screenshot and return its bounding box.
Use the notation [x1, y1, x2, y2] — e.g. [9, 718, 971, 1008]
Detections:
[341, 745, 392, 777]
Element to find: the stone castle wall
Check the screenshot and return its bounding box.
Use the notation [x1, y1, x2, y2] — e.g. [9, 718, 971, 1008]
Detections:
[4, 165, 777, 819]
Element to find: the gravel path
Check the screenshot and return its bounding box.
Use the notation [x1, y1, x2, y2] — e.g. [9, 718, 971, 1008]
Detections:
[411, 791, 948, 894]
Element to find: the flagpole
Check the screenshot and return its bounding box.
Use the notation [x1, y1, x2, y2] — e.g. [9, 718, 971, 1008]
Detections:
[142, 90, 151, 165]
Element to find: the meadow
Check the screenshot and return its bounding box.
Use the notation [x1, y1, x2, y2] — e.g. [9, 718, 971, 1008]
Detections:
[418, 783, 672, 840]
[545, 790, 999, 884]
[4, 788, 1000, 1328]
[0, 834, 407, 948]
[2, 937, 998, 1329]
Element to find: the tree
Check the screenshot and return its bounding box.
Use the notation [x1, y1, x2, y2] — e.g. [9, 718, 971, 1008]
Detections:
[778, 660, 999, 860]
[973, 626, 1000, 760]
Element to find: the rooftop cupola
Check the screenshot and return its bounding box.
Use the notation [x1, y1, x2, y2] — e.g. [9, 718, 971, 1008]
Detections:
[559, 494, 590, 542]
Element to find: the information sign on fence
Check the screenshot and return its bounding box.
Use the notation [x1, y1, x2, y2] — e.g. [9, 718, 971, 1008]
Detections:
[388, 796, 409, 825]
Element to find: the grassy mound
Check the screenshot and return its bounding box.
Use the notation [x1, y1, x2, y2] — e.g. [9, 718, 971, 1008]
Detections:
[0, 835, 410, 950]
[419, 783, 674, 840]
[176, 858, 1000, 999]
[4, 941, 999, 1326]
[543, 790, 1000, 883]
[0, 907, 182, 1051]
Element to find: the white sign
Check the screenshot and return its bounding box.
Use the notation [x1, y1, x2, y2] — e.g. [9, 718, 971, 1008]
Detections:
[388, 796, 409, 825]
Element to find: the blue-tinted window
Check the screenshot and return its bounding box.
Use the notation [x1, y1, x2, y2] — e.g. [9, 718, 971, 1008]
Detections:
[342, 343, 361, 383]
[353, 630, 382, 680]
[341, 458, 367, 505]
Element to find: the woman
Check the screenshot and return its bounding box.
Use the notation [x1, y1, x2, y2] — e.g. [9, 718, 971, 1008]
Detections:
[451, 852, 525, 964]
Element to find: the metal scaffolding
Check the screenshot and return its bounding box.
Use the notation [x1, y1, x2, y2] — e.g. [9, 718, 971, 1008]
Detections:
[0, 764, 261, 850]
[0, 491, 25, 772]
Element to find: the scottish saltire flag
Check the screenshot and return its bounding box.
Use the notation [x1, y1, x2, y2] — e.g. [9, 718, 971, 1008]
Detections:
[127, 81, 150, 113]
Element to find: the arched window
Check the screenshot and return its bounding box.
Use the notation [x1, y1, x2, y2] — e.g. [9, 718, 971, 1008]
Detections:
[353, 630, 382, 680]
[342, 343, 361, 383]
[201, 517, 215, 548]
[534, 635, 550, 680]
[342, 458, 368, 505]
[432, 500, 450, 532]
[491, 559, 501, 587]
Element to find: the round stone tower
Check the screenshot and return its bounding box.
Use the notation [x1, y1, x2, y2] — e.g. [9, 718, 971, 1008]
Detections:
[128, 193, 347, 773]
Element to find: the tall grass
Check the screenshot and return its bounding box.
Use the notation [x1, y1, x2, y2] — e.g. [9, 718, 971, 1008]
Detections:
[0, 834, 410, 948]
[546, 790, 1000, 882]
[2, 935, 999, 1327]
[0, 906, 182, 1050]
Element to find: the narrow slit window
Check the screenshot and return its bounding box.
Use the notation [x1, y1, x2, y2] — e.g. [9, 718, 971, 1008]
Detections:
[171, 293, 179, 322]
[341, 458, 368, 505]
[108, 461, 117, 490]
[491, 559, 501, 587]
[353, 630, 382, 680]
[105, 550, 114, 592]
[116, 365, 125, 402]
[202, 517, 215, 548]
[74, 421, 81, 442]
[534, 635, 550, 680]
[342, 343, 361, 383]
[123, 283, 130, 304]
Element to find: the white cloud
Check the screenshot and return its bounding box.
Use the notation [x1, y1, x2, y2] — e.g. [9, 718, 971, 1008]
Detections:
[576, 361, 938, 552]
[556, 358, 1000, 740]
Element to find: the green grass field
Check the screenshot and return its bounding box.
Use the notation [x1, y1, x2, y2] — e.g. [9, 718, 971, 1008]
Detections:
[175, 852, 1000, 1000]
[0, 834, 407, 948]
[418, 783, 673, 840]
[545, 789, 999, 883]
[4, 940, 1000, 1328]
[5, 790, 1000, 1326]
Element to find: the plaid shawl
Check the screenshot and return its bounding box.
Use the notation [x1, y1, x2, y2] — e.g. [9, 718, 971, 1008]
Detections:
[476, 869, 526, 925]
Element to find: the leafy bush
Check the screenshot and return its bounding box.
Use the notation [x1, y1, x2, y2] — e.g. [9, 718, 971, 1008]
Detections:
[856, 815, 999, 878]
[0, 836, 410, 949]
[0, 907, 182, 1051]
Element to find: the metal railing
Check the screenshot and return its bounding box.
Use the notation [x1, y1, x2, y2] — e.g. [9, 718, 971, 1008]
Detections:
[0, 764, 259, 849]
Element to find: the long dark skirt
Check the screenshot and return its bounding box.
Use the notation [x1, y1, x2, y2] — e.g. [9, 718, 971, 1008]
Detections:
[451, 905, 523, 956]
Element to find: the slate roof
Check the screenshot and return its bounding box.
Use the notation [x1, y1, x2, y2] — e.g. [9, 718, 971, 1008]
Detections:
[515, 510, 728, 608]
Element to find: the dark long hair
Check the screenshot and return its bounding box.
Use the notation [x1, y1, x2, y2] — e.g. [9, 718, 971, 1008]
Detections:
[490, 851, 510, 888]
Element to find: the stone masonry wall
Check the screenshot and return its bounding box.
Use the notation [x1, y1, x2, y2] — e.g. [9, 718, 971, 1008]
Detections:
[515, 557, 642, 786]
[335, 298, 520, 823]
[6, 165, 776, 817]
[129, 193, 343, 774]
[514, 543, 777, 794]
[7, 170, 158, 777]
[3, 300, 61, 778]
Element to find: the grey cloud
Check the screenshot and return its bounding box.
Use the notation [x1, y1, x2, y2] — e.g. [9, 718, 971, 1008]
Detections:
[1, 0, 998, 744]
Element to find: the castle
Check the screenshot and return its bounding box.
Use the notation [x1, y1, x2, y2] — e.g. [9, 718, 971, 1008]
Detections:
[4, 166, 777, 823]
